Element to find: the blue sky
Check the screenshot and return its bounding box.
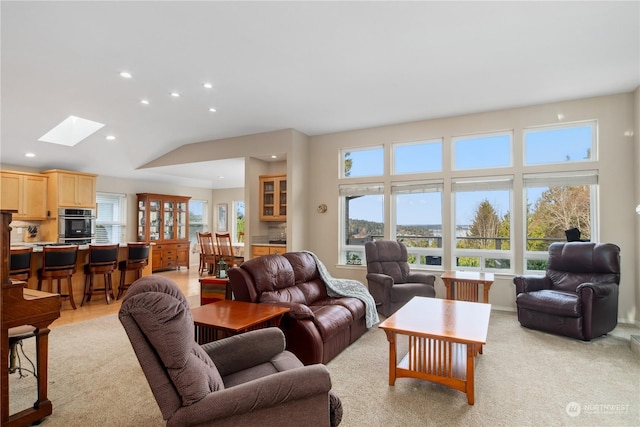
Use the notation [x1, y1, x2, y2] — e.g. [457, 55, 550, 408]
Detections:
[346, 123, 593, 225]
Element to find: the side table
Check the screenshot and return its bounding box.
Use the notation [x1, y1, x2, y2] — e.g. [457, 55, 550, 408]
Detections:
[441, 271, 494, 303]
[199, 277, 232, 306]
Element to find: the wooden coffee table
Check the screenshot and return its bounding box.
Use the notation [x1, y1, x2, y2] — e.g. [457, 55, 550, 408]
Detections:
[191, 300, 290, 344]
[378, 296, 491, 405]
[441, 270, 494, 303]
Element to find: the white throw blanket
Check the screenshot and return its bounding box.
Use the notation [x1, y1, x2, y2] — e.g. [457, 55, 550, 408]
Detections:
[303, 250, 380, 328]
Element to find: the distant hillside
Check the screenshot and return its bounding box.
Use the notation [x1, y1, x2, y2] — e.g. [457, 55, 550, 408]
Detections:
[348, 219, 441, 237]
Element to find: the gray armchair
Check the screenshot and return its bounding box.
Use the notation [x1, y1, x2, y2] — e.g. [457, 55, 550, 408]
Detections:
[513, 242, 620, 341]
[119, 275, 341, 426]
[365, 240, 436, 317]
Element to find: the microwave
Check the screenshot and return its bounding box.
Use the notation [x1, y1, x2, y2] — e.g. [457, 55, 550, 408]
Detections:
[58, 208, 96, 243]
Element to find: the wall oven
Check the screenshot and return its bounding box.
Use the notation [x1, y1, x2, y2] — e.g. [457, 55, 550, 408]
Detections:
[58, 208, 96, 244]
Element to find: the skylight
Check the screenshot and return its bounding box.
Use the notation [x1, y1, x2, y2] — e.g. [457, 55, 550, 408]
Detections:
[38, 115, 105, 146]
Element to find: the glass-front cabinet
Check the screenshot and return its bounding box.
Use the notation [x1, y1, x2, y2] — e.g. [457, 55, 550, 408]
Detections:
[259, 174, 287, 221]
[137, 193, 190, 271]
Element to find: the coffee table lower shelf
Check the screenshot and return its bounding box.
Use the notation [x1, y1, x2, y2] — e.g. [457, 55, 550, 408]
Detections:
[389, 335, 481, 404]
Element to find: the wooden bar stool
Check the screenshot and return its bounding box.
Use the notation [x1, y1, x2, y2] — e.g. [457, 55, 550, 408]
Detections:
[116, 242, 150, 300]
[37, 245, 79, 309]
[82, 244, 119, 306]
[10, 246, 33, 282]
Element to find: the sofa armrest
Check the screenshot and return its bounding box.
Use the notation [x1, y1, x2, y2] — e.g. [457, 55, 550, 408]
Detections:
[201, 328, 286, 376]
[263, 301, 314, 320]
[170, 364, 332, 426]
[407, 271, 436, 285]
[513, 275, 552, 294]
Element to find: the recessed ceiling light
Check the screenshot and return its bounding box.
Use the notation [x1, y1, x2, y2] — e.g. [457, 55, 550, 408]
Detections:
[119, 71, 132, 79]
[218, 176, 224, 179]
[140, 99, 150, 105]
[209, 108, 216, 112]
[557, 113, 564, 120]
[25, 153, 36, 158]
[203, 83, 213, 89]
[38, 115, 105, 146]
[271, 155, 277, 159]
[106, 135, 116, 141]
[170, 92, 180, 97]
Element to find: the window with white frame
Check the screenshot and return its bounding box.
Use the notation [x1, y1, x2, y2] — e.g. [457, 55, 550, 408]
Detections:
[453, 132, 512, 170]
[392, 139, 442, 174]
[341, 146, 384, 178]
[339, 183, 384, 265]
[392, 181, 444, 267]
[188, 200, 209, 247]
[233, 200, 245, 244]
[96, 192, 126, 244]
[523, 171, 598, 272]
[452, 177, 513, 272]
[524, 121, 596, 165]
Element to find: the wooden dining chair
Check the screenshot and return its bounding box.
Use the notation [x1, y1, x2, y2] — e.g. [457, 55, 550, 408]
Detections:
[215, 232, 243, 268]
[197, 232, 218, 276]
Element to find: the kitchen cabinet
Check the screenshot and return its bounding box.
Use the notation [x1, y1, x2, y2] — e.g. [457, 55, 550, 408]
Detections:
[252, 245, 286, 258]
[259, 174, 287, 221]
[136, 193, 190, 271]
[42, 169, 96, 210]
[0, 171, 48, 220]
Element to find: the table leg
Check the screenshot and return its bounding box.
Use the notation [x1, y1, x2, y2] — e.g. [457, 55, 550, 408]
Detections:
[466, 343, 475, 405]
[384, 330, 397, 386]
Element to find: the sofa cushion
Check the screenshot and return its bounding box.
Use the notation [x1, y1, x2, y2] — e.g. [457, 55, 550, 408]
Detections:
[516, 289, 581, 317]
[310, 305, 354, 341]
[243, 255, 296, 292]
[314, 297, 365, 322]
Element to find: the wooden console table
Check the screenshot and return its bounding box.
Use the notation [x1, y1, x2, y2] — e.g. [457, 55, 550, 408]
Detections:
[441, 270, 494, 303]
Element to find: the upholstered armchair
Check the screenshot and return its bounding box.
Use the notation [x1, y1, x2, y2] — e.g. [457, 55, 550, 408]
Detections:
[119, 275, 341, 426]
[513, 242, 620, 341]
[364, 240, 436, 317]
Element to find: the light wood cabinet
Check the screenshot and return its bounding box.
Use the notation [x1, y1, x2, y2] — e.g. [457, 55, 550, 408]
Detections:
[259, 174, 287, 221]
[0, 171, 48, 220]
[42, 169, 96, 210]
[252, 245, 286, 258]
[137, 193, 190, 271]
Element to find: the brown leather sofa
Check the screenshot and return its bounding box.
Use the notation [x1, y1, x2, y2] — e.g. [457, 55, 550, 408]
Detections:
[228, 251, 368, 365]
[513, 242, 620, 341]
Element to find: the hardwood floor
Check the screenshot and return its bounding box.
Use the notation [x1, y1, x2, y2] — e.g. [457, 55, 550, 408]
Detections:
[51, 266, 203, 328]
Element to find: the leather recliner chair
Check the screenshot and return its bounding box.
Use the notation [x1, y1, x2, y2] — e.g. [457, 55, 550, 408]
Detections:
[119, 275, 341, 426]
[513, 242, 620, 341]
[364, 240, 436, 317]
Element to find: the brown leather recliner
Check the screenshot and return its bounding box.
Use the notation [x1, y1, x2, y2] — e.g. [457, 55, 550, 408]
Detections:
[513, 242, 620, 341]
[119, 275, 341, 426]
[364, 240, 436, 317]
[228, 252, 368, 366]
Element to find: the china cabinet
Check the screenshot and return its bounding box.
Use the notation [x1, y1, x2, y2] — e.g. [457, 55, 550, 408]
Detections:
[259, 174, 287, 221]
[137, 193, 190, 271]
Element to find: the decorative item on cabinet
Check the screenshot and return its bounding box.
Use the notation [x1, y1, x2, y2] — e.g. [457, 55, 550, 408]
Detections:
[259, 174, 287, 221]
[137, 193, 190, 271]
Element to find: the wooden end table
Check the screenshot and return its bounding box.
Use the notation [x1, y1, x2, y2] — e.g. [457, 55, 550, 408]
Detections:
[378, 296, 491, 405]
[199, 277, 232, 306]
[441, 270, 494, 303]
[191, 300, 290, 344]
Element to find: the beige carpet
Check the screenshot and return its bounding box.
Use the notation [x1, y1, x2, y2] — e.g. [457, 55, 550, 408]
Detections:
[9, 310, 640, 426]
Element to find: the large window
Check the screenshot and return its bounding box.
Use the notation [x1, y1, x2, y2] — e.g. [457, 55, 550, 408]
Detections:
[339, 183, 384, 265]
[188, 200, 208, 247]
[233, 200, 245, 244]
[392, 139, 442, 174]
[452, 177, 513, 272]
[341, 146, 384, 178]
[523, 171, 597, 272]
[96, 192, 126, 244]
[524, 122, 595, 165]
[453, 132, 511, 170]
[392, 181, 443, 267]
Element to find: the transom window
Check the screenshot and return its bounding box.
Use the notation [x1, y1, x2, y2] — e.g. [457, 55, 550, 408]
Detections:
[341, 146, 384, 178]
[392, 139, 442, 174]
[453, 132, 512, 170]
[524, 122, 596, 165]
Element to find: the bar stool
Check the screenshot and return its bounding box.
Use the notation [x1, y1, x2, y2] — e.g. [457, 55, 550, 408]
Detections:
[10, 246, 33, 281]
[82, 244, 119, 306]
[116, 242, 150, 300]
[37, 245, 79, 310]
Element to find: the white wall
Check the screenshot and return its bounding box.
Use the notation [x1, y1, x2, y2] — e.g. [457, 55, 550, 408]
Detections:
[307, 92, 638, 324]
